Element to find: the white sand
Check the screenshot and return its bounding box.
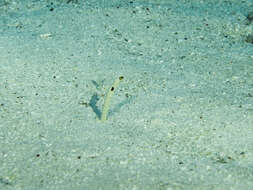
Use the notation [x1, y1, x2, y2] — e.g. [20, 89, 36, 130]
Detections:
[0, 0, 253, 189]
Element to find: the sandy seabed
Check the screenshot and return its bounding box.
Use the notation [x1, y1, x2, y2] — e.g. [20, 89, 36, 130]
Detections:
[0, 0, 253, 189]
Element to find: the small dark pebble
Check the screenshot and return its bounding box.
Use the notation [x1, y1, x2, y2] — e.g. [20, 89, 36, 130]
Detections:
[246, 11, 253, 23]
[245, 34, 253, 44]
